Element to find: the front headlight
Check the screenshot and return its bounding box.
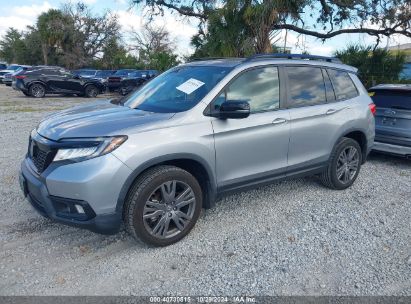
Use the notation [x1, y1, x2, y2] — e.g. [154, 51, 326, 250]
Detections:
[53, 136, 127, 162]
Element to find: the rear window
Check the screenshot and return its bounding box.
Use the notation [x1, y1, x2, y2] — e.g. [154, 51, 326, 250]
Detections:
[327, 69, 358, 100]
[370, 90, 411, 110]
[286, 66, 326, 107]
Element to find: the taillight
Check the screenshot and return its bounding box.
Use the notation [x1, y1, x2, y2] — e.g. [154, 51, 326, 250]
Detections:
[15, 75, 27, 79]
[369, 103, 376, 116]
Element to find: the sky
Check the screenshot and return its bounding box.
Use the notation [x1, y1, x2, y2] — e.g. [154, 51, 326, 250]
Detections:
[0, 0, 410, 58]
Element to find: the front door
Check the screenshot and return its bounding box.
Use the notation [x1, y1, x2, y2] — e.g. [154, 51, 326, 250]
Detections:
[211, 66, 290, 191]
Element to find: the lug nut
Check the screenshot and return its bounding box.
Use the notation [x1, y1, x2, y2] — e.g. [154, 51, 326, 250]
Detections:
[168, 212, 172, 217]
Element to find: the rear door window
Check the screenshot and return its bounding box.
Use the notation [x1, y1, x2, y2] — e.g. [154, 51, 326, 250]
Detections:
[286, 66, 326, 107]
[370, 90, 411, 110]
[327, 69, 358, 100]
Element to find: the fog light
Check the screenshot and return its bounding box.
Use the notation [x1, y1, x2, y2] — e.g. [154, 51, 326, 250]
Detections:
[74, 205, 85, 214]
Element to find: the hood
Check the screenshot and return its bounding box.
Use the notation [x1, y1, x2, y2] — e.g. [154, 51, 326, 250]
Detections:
[37, 100, 175, 141]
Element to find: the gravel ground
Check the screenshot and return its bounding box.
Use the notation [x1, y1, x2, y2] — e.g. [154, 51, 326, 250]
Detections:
[0, 85, 410, 296]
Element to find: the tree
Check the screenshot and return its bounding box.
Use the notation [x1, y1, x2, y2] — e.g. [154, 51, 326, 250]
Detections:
[0, 28, 27, 63]
[61, 2, 120, 68]
[335, 44, 406, 88]
[130, 24, 179, 70]
[37, 9, 73, 65]
[95, 37, 140, 69]
[132, 0, 411, 53]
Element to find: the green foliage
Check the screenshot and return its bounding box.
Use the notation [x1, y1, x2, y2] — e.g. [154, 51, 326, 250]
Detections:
[335, 44, 407, 88]
[0, 3, 178, 71]
[0, 28, 27, 63]
[194, 0, 254, 58]
[93, 37, 140, 69]
[145, 51, 179, 71]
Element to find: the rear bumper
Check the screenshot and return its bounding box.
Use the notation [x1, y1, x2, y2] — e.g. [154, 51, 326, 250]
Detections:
[107, 82, 121, 89]
[372, 141, 411, 156]
[14, 79, 28, 92]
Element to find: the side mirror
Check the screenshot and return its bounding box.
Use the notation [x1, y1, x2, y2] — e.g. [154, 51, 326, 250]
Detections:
[217, 100, 250, 119]
[73, 75, 80, 80]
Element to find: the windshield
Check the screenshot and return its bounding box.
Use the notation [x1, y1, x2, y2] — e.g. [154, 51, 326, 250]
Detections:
[96, 70, 115, 77]
[123, 65, 232, 113]
[7, 65, 21, 71]
[114, 70, 135, 76]
[128, 71, 146, 78]
[78, 70, 96, 76]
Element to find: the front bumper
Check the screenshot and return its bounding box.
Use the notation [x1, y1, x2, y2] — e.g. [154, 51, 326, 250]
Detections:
[19, 151, 132, 235]
[372, 141, 411, 156]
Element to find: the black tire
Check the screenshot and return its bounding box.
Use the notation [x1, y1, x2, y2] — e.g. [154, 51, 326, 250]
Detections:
[124, 165, 202, 246]
[84, 85, 99, 98]
[29, 83, 46, 98]
[319, 137, 362, 190]
[6, 84, 11, 87]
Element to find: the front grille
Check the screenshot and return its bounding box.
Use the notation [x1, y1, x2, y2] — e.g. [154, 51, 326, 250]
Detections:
[29, 139, 56, 173]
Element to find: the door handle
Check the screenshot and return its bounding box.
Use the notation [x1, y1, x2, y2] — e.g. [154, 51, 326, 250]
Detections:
[326, 109, 337, 115]
[272, 118, 287, 125]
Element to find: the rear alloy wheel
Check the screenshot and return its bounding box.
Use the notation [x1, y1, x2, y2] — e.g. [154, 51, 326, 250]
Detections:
[319, 137, 362, 190]
[85, 85, 99, 98]
[124, 166, 202, 246]
[29, 83, 46, 98]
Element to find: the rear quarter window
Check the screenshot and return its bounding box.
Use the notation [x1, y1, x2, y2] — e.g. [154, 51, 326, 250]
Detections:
[370, 90, 411, 110]
[327, 69, 358, 100]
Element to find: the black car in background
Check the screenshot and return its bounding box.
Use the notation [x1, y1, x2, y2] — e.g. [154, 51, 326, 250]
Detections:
[72, 69, 99, 78]
[107, 69, 138, 92]
[3, 66, 31, 86]
[118, 70, 159, 95]
[92, 70, 116, 86]
[369, 84, 411, 158]
[13, 67, 105, 98]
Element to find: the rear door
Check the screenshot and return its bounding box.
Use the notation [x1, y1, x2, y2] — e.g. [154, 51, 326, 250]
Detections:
[285, 66, 357, 172]
[370, 89, 411, 144]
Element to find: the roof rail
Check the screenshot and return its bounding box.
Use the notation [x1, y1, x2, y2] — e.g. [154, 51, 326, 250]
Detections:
[189, 57, 240, 62]
[245, 53, 342, 63]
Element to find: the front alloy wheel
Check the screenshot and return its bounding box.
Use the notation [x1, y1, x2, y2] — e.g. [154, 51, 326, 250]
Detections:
[124, 166, 202, 246]
[143, 180, 196, 239]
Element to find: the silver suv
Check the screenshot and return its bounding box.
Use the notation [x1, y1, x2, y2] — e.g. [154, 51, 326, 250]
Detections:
[19, 54, 375, 246]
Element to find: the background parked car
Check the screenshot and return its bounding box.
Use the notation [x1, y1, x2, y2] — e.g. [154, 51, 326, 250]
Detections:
[0, 62, 7, 70]
[118, 70, 159, 95]
[13, 67, 105, 98]
[72, 69, 99, 78]
[0, 64, 24, 83]
[3, 66, 31, 86]
[369, 84, 411, 158]
[91, 70, 117, 86]
[107, 69, 137, 92]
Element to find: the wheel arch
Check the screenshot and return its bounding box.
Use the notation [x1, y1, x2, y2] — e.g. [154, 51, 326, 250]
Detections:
[27, 80, 47, 91]
[116, 154, 217, 215]
[339, 129, 368, 163]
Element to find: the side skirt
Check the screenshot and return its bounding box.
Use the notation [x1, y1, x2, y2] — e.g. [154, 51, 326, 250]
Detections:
[216, 162, 327, 200]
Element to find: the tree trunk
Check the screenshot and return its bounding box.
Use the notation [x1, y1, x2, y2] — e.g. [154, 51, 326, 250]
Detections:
[41, 43, 48, 65]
